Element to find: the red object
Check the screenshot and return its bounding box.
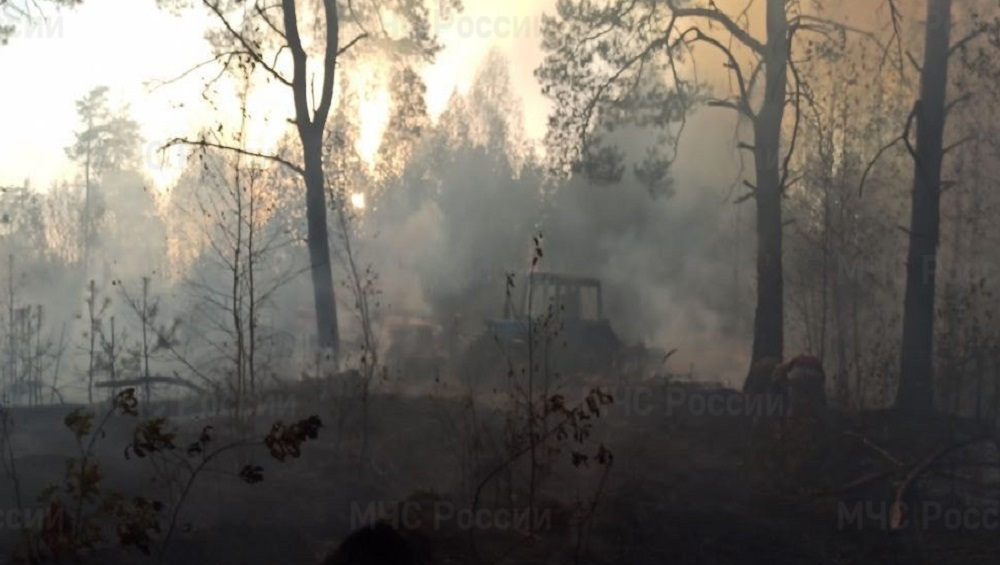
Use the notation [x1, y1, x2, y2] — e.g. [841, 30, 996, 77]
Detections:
[771, 353, 825, 386]
[788, 353, 823, 372]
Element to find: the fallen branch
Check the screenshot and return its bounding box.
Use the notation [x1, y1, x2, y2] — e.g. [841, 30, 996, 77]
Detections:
[889, 435, 996, 530]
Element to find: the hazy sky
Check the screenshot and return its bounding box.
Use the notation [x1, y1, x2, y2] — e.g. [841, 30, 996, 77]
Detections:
[0, 0, 553, 189]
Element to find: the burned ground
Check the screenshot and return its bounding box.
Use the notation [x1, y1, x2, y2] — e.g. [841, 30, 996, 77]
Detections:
[3, 378, 1000, 565]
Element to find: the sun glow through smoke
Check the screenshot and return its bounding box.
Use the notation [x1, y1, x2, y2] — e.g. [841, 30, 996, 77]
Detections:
[356, 85, 392, 168]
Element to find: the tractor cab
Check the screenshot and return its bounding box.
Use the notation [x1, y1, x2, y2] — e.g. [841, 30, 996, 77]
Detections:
[513, 272, 604, 321]
[486, 272, 607, 340]
[478, 272, 623, 379]
[460, 271, 665, 390]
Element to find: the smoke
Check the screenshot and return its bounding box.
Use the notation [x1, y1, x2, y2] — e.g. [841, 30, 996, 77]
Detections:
[542, 106, 754, 383]
[358, 68, 754, 384]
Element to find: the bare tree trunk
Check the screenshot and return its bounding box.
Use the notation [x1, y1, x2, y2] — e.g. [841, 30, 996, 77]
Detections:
[284, 0, 341, 368]
[232, 156, 245, 432]
[83, 134, 91, 273]
[819, 180, 830, 362]
[302, 131, 339, 363]
[32, 306, 43, 406]
[106, 316, 117, 402]
[247, 170, 258, 404]
[5, 255, 14, 403]
[748, 0, 789, 369]
[50, 323, 66, 405]
[897, 0, 952, 415]
[851, 281, 864, 406]
[141, 277, 151, 406]
[87, 279, 96, 405]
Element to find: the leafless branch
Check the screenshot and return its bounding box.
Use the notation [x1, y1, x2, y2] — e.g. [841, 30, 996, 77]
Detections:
[314, 0, 339, 125]
[942, 133, 975, 156]
[780, 56, 804, 192]
[201, 0, 292, 86]
[790, 14, 887, 53]
[858, 100, 919, 196]
[666, 0, 765, 54]
[906, 50, 922, 74]
[745, 59, 764, 99]
[146, 51, 242, 92]
[880, 0, 905, 77]
[890, 436, 997, 530]
[949, 27, 986, 56]
[337, 33, 368, 56]
[164, 137, 305, 176]
[707, 99, 741, 111]
[281, 0, 311, 129]
[944, 92, 972, 117]
[901, 100, 919, 160]
[843, 431, 904, 466]
[253, 0, 286, 41]
[676, 26, 754, 120]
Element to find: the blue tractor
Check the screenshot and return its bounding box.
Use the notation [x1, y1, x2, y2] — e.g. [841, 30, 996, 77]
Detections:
[458, 272, 659, 393]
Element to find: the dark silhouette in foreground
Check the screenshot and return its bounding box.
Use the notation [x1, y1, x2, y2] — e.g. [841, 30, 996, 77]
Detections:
[323, 522, 430, 565]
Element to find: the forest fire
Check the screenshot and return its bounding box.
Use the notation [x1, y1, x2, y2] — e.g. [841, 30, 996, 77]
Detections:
[1, 0, 999, 564]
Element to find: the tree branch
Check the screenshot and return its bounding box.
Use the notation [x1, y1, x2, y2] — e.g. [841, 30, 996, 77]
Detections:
[164, 137, 304, 176]
[745, 59, 764, 100]
[146, 51, 243, 92]
[253, 0, 287, 41]
[790, 15, 887, 53]
[314, 0, 339, 125]
[942, 133, 975, 156]
[666, 0, 765, 54]
[902, 100, 919, 160]
[202, 0, 292, 87]
[944, 92, 972, 117]
[858, 100, 919, 196]
[676, 26, 754, 120]
[880, 0, 905, 77]
[576, 31, 673, 157]
[707, 98, 740, 111]
[337, 32, 368, 56]
[890, 436, 996, 531]
[906, 50, 922, 74]
[949, 27, 985, 57]
[282, 0, 312, 129]
[781, 56, 803, 193]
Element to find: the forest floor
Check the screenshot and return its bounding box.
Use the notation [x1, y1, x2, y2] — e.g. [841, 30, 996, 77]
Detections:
[3, 377, 1000, 564]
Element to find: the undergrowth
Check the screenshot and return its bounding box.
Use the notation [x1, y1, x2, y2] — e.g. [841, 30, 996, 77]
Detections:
[7, 387, 322, 564]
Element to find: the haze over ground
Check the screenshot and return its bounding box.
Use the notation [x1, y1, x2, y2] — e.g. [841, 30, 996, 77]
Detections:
[0, 0, 765, 383]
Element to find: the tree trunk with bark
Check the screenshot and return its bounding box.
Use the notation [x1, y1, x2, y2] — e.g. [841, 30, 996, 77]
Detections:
[748, 0, 790, 369]
[284, 0, 341, 365]
[897, 0, 952, 414]
[301, 128, 339, 360]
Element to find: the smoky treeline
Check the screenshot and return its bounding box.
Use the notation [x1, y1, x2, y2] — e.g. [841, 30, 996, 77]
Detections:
[0, 0, 999, 418]
[5, 2, 1000, 565]
[0, 55, 747, 408]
